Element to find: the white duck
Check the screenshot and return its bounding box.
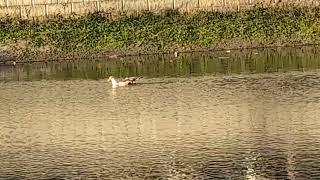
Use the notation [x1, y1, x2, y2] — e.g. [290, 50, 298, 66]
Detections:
[107, 76, 139, 88]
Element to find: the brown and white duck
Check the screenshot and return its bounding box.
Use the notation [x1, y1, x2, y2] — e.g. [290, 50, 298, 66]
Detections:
[107, 76, 140, 88]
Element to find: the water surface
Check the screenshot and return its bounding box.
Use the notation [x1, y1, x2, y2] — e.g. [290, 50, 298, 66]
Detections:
[1, 47, 320, 81]
[1, 47, 320, 179]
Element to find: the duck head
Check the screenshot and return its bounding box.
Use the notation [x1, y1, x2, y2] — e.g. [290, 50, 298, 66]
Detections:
[107, 76, 114, 82]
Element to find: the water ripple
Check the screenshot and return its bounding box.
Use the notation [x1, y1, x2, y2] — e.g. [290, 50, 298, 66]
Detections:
[0, 72, 320, 179]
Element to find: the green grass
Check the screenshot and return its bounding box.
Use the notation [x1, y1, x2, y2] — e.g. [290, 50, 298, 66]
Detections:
[1, 6, 320, 54]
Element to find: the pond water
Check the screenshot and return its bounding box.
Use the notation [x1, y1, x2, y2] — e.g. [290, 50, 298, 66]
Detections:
[1, 47, 320, 179]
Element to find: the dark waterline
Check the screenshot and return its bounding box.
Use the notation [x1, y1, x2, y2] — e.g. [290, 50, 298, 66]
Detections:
[1, 47, 320, 81]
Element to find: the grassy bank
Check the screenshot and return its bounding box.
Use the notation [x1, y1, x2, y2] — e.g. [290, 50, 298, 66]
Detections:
[1, 6, 320, 61]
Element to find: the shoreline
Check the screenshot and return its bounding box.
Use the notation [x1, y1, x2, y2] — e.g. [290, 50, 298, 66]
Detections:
[1, 43, 319, 66]
[1, 7, 320, 64]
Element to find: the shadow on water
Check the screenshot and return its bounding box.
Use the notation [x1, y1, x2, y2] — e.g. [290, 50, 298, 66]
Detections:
[1, 46, 320, 81]
[137, 81, 175, 85]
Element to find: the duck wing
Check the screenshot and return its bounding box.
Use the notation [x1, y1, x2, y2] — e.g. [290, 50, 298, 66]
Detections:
[124, 77, 141, 82]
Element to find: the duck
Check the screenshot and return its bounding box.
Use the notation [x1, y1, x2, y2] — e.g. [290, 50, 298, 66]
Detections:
[107, 76, 139, 88]
[174, 51, 179, 57]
